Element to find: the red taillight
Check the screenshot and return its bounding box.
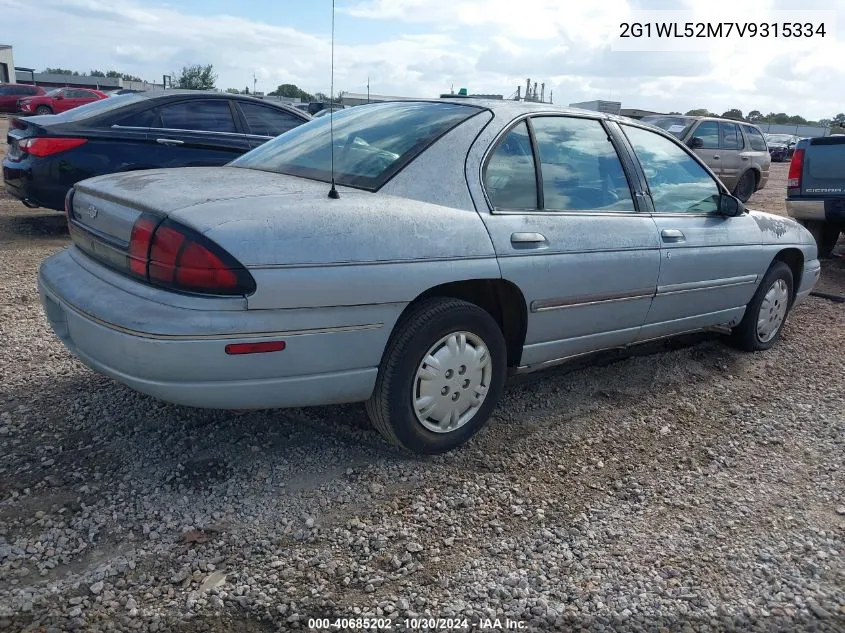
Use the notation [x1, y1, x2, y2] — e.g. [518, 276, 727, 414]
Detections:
[787, 148, 804, 190]
[225, 341, 286, 355]
[127, 215, 254, 295]
[19, 137, 87, 158]
[129, 216, 157, 277]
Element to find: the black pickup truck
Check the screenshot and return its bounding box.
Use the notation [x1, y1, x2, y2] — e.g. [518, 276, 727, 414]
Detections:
[786, 136, 845, 257]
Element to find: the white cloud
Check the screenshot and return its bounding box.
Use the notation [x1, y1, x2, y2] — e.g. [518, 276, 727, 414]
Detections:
[1, 0, 844, 119]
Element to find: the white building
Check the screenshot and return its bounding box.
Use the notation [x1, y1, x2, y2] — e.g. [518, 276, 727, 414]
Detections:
[0, 44, 15, 83]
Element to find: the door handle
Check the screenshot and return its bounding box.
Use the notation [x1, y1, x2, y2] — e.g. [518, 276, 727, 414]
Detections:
[741, 156, 750, 160]
[661, 229, 685, 242]
[156, 138, 184, 145]
[510, 232, 548, 248]
[712, 155, 720, 159]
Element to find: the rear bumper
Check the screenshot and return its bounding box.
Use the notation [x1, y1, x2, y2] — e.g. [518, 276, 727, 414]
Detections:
[786, 198, 845, 223]
[38, 248, 394, 410]
[2, 156, 69, 211]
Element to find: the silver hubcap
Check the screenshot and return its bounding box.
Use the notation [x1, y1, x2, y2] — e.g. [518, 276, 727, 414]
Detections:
[412, 331, 492, 433]
[757, 278, 789, 343]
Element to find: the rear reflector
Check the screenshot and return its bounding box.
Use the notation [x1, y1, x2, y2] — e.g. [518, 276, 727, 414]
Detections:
[225, 341, 286, 355]
[19, 137, 87, 157]
[787, 148, 804, 190]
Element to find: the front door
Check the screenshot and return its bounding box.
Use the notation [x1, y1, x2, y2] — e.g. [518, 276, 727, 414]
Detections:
[472, 114, 661, 369]
[688, 119, 722, 179]
[718, 121, 745, 191]
[618, 123, 764, 339]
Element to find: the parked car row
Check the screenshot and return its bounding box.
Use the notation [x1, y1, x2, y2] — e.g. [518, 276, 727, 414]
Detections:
[764, 133, 800, 162]
[0, 83, 108, 115]
[3, 92, 311, 211]
[31, 98, 820, 454]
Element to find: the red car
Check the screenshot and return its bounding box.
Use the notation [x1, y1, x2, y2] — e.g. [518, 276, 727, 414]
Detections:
[0, 83, 46, 113]
[17, 87, 108, 116]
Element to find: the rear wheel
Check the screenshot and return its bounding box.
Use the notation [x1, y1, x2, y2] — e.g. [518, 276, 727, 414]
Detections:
[365, 297, 507, 454]
[798, 220, 841, 258]
[729, 261, 793, 351]
[733, 170, 757, 202]
[35, 105, 52, 115]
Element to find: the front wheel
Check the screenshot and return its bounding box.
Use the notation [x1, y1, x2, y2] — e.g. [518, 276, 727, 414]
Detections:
[365, 298, 507, 454]
[732, 170, 757, 203]
[35, 105, 52, 116]
[729, 261, 793, 352]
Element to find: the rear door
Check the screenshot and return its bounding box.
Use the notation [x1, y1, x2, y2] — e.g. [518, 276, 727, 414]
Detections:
[235, 101, 308, 147]
[718, 121, 744, 190]
[147, 99, 251, 166]
[687, 120, 722, 178]
[474, 114, 661, 369]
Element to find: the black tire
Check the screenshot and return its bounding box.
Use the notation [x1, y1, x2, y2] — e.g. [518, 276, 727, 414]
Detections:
[729, 261, 793, 352]
[798, 220, 841, 259]
[365, 297, 507, 455]
[733, 170, 757, 203]
[35, 105, 52, 115]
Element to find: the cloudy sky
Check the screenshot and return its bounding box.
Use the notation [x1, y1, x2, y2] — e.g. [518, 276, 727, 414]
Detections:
[1, 0, 843, 120]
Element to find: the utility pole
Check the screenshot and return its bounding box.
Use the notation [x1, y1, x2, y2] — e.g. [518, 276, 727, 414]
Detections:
[540, 83, 545, 103]
[525, 78, 531, 102]
[549, 89, 553, 104]
[516, 85, 521, 101]
[253, 72, 257, 95]
[367, 76, 370, 103]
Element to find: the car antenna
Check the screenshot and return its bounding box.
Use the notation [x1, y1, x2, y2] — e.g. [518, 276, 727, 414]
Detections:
[327, 0, 340, 199]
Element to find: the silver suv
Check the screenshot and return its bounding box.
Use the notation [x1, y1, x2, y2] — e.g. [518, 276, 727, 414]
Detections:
[640, 115, 771, 202]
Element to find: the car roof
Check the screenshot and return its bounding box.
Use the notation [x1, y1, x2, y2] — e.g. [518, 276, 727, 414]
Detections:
[104, 90, 310, 116]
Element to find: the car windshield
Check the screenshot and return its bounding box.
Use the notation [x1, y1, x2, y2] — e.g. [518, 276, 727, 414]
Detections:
[230, 101, 480, 190]
[640, 116, 694, 138]
[45, 88, 61, 96]
[765, 134, 792, 143]
[49, 93, 148, 122]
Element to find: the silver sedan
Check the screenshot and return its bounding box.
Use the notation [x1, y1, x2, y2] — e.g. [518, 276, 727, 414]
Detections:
[38, 99, 821, 454]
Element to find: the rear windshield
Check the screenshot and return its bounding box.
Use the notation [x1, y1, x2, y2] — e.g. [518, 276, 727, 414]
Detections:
[641, 116, 695, 138]
[230, 101, 481, 190]
[49, 93, 148, 122]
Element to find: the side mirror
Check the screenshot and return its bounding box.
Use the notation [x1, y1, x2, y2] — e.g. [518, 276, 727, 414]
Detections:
[687, 136, 704, 149]
[718, 193, 745, 217]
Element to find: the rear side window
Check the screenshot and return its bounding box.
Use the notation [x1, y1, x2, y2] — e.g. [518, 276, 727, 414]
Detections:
[158, 100, 237, 133]
[112, 107, 157, 128]
[720, 122, 744, 149]
[67, 89, 91, 98]
[238, 102, 304, 137]
[484, 120, 538, 210]
[742, 125, 768, 151]
[692, 121, 719, 149]
[531, 116, 634, 212]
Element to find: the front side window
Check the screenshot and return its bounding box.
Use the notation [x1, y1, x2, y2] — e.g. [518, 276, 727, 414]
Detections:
[483, 120, 538, 210]
[531, 116, 634, 212]
[691, 121, 719, 149]
[158, 100, 237, 133]
[623, 124, 720, 214]
[231, 101, 479, 190]
[720, 122, 743, 149]
[238, 102, 304, 137]
[743, 125, 768, 151]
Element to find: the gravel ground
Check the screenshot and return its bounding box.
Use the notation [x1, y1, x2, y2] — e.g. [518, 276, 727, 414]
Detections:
[0, 117, 843, 633]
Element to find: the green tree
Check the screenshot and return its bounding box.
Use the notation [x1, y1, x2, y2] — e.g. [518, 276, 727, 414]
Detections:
[268, 83, 314, 100]
[225, 88, 241, 94]
[786, 115, 807, 125]
[818, 118, 832, 128]
[313, 91, 330, 102]
[175, 64, 217, 90]
[44, 68, 78, 76]
[721, 108, 744, 120]
[833, 113, 845, 126]
[746, 110, 763, 122]
[684, 108, 711, 116]
[89, 70, 106, 77]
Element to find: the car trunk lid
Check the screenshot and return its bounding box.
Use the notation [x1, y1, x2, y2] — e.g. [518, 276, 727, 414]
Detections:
[67, 166, 335, 267]
[800, 135, 845, 197]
